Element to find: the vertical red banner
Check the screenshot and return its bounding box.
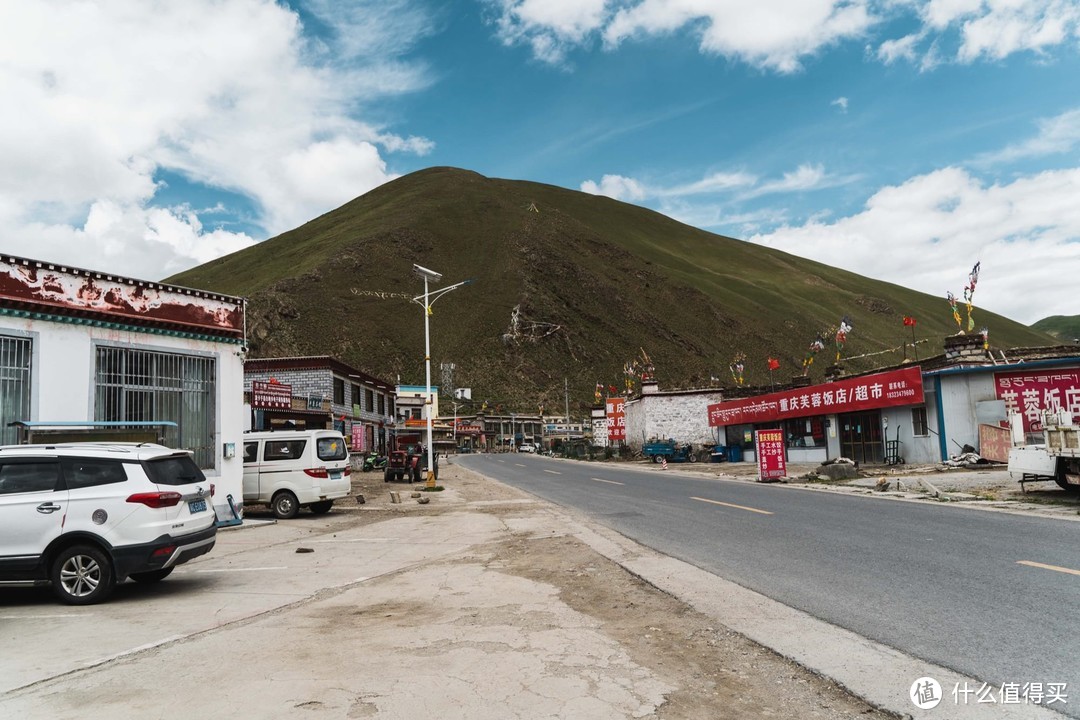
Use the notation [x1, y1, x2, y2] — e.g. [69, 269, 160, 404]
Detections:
[606, 398, 626, 442]
[755, 429, 787, 481]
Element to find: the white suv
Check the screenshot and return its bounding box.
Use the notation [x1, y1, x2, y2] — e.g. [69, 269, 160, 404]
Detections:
[0, 443, 217, 605]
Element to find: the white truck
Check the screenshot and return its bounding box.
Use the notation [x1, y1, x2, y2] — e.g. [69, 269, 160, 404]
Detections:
[1007, 410, 1080, 492]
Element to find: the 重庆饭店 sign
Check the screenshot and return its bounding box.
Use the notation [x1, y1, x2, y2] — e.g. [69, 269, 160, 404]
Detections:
[606, 397, 626, 442]
[707, 366, 924, 426]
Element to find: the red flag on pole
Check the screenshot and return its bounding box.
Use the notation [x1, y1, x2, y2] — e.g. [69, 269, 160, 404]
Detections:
[903, 316, 917, 327]
[767, 357, 780, 371]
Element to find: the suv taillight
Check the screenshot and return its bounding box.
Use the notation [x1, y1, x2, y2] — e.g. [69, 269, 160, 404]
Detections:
[304, 468, 329, 478]
[126, 492, 182, 508]
[344, 466, 352, 476]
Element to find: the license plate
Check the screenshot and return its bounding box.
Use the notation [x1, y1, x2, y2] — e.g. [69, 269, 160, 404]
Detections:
[188, 498, 207, 513]
[330, 470, 342, 480]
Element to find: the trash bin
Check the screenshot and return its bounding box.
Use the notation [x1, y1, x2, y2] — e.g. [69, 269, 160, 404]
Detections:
[727, 445, 743, 462]
[710, 445, 727, 463]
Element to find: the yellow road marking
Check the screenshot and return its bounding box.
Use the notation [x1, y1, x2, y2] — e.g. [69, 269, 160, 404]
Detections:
[591, 477, 624, 485]
[690, 496, 773, 515]
[1017, 560, 1080, 577]
[543, 469, 561, 475]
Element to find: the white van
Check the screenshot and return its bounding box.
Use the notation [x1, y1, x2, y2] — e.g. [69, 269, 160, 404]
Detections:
[242, 430, 351, 519]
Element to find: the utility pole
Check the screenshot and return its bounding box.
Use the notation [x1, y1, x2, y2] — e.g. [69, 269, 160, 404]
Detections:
[564, 377, 570, 453]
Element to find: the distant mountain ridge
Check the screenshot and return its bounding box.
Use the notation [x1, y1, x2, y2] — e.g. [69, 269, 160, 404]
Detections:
[166, 167, 1056, 413]
[1032, 315, 1080, 343]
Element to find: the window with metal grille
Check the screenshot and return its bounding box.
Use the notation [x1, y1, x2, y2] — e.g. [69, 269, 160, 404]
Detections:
[912, 406, 929, 437]
[0, 335, 32, 446]
[94, 346, 216, 469]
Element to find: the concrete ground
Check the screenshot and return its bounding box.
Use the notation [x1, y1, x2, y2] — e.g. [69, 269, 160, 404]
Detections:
[0, 458, 1071, 719]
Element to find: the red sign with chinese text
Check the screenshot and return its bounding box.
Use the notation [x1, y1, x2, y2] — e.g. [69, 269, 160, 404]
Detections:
[708, 366, 924, 426]
[351, 424, 364, 451]
[978, 423, 1011, 464]
[251, 380, 292, 409]
[994, 368, 1080, 434]
[606, 398, 626, 442]
[755, 429, 787, 480]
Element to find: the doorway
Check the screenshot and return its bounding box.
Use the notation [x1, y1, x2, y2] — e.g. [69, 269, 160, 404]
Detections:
[839, 410, 884, 465]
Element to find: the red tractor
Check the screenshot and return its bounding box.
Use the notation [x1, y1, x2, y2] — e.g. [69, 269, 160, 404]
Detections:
[383, 444, 438, 483]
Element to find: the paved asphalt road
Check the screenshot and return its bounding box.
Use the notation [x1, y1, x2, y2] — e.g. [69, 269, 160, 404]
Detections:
[458, 453, 1080, 714]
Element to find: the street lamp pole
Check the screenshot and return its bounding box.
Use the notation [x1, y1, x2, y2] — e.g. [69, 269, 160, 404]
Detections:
[413, 264, 473, 487]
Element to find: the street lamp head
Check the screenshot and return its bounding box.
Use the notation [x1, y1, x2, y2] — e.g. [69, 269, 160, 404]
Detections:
[413, 264, 442, 284]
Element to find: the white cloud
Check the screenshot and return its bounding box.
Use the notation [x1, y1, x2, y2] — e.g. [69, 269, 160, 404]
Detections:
[485, 1, 1080, 71]
[0, 0, 433, 281]
[832, 96, 850, 112]
[661, 172, 758, 197]
[604, 0, 876, 73]
[488, 0, 877, 72]
[580, 165, 837, 204]
[975, 107, 1080, 165]
[487, 0, 609, 64]
[581, 174, 649, 201]
[749, 166, 1080, 324]
[876, 32, 923, 63]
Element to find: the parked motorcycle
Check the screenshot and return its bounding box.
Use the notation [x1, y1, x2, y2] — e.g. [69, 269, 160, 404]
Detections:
[361, 453, 388, 472]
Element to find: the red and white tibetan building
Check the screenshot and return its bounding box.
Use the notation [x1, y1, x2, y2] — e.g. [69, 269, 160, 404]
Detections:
[0, 254, 247, 521]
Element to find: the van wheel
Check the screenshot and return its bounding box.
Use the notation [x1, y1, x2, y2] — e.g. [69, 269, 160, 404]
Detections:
[129, 568, 174, 583]
[272, 490, 300, 519]
[384, 468, 392, 483]
[51, 545, 115, 605]
[310, 500, 333, 514]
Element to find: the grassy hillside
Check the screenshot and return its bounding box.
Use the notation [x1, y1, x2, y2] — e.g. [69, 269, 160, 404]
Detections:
[1032, 315, 1080, 343]
[167, 167, 1056, 413]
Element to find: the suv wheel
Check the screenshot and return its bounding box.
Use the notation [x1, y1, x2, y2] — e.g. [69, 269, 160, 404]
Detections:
[129, 567, 174, 583]
[272, 490, 300, 519]
[51, 545, 115, 605]
[309, 500, 333, 514]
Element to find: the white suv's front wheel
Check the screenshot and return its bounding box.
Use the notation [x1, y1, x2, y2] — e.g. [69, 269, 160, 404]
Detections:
[51, 545, 116, 605]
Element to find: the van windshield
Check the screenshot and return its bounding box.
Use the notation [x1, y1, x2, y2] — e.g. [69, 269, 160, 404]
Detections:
[317, 436, 347, 461]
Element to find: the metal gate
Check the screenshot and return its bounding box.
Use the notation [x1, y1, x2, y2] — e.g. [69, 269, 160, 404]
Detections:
[0, 335, 32, 446]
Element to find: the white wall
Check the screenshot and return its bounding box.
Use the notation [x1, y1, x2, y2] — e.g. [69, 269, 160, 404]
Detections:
[0, 315, 244, 521]
[624, 391, 724, 450]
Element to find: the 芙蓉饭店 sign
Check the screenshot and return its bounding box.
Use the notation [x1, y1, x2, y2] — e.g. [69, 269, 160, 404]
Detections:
[994, 368, 1080, 434]
[707, 366, 924, 426]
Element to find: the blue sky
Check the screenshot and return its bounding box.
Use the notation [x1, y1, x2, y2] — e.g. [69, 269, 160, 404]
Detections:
[3, 1, 1079, 325]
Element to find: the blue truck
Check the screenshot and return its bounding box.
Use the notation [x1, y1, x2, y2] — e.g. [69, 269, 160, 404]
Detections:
[642, 439, 699, 463]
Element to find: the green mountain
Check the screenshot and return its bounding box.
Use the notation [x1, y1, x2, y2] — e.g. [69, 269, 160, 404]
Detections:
[1031, 315, 1080, 343]
[166, 167, 1056, 413]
